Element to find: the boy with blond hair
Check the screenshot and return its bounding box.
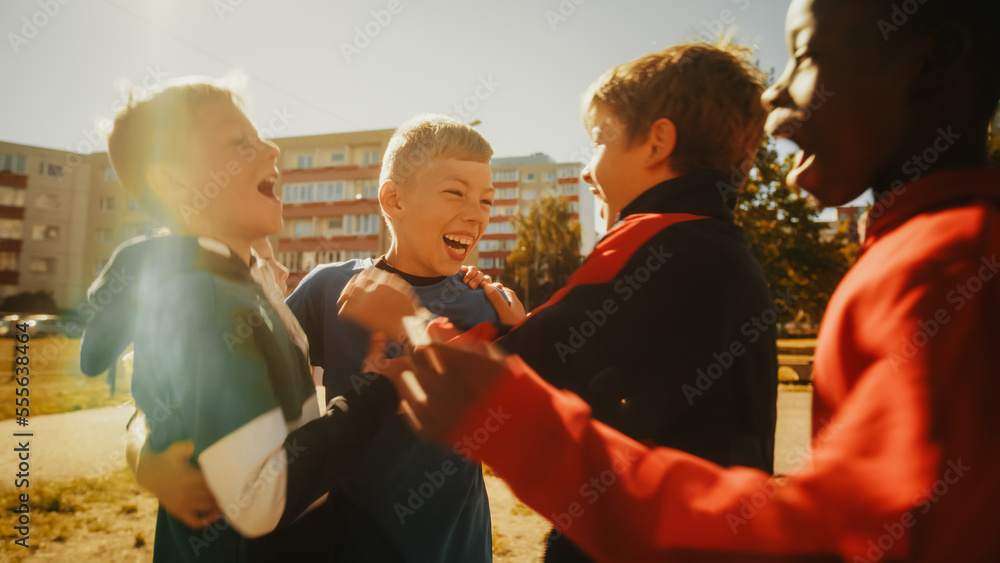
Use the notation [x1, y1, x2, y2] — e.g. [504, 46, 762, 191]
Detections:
[80, 80, 399, 561]
[283, 114, 506, 562]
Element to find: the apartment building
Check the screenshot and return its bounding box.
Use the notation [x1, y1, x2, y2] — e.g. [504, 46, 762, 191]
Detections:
[479, 153, 595, 282]
[269, 129, 396, 291]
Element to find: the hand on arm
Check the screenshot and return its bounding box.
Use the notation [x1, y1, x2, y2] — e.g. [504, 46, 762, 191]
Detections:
[126, 412, 222, 529]
[484, 283, 526, 325]
[460, 265, 492, 289]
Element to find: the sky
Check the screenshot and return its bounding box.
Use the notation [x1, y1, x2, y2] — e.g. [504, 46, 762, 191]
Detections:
[1, 0, 794, 163]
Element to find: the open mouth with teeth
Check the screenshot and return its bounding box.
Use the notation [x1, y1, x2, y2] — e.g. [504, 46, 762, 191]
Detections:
[443, 233, 474, 261]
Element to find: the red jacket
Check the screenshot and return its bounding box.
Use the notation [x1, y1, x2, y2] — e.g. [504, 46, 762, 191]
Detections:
[451, 168, 1000, 562]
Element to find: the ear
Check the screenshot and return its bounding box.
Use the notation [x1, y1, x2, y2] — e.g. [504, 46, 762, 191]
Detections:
[645, 118, 677, 169]
[912, 22, 972, 98]
[379, 179, 404, 220]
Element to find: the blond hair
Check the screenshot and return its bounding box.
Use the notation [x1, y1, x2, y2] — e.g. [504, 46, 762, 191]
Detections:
[582, 42, 767, 180]
[378, 114, 493, 238]
[106, 78, 244, 226]
[379, 114, 493, 187]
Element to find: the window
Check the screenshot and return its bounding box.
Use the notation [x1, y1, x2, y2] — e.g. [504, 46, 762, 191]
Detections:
[35, 194, 59, 210]
[496, 187, 518, 199]
[301, 251, 317, 272]
[0, 219, 23, 239]
[98, 228, 113, 244]
[558, 167, 579, 179]
[328, 217, 343, 230]
[297, 155, 314, 169]
[0, 252, 17, 271]
[0, 153, 26, 174]
[479, 239, 499, 251]
[478, 257, 506, 269]
[278, 252, 300, 272]
[345, 214, 379, 235]
[501, 239, 516, 251]
[561, 183, 578, 195]
[38, 162, 64, 178]
[127, 199, 141, 211]
[31, 225, 59, 241]
[485, 222, 514, 234]
[294, 221, 312, 238]
[522, 190, 536, 200]
[568, 202, 579, 213]
[361, 181, 378, 200]
[104, 167, 117, 181]
[525, 173, 535, 181]
[317, 249, 339, 264]
[492, 170, 518, 182]
[29, 257, 55, 275]
[99, 197, 114, 212]
[330, 152, 346, 164]
[1, 187, 26, 207]
[320, 182, 346, 201]
[363, 150, 380, 166]
[544, 172, 556, 181]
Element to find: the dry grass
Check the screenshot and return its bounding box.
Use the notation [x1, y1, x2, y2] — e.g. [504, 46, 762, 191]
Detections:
[0, 467, 157, 561]
[0, 337, 133, 421]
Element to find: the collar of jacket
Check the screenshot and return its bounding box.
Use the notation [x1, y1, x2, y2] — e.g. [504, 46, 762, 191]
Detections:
[862, 167, 1000, 255]
[617, 170, 735, 223]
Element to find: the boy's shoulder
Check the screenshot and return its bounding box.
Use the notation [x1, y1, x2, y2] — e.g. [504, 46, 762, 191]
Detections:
[295, 259, 372, 293]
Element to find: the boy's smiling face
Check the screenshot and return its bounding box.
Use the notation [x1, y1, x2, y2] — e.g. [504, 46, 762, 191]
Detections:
[178, 100, 283, 245]
[386, 158, 494, 277]
[763, 0, 920, 206]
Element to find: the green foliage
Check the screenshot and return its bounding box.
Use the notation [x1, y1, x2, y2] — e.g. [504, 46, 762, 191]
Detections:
[734, 140, 858, 330]
[504, 195, 583, 310]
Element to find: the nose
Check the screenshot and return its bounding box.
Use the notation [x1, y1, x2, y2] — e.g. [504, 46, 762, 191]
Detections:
[761, 63, 793, 112]
[260, 137, 280, 163]
[581, 164, 595, 186]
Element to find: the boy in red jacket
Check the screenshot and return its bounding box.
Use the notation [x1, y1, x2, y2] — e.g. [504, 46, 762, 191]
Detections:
[344, 0, 1000, 560]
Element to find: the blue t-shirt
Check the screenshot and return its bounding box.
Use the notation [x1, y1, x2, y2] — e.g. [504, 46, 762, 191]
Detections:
[286, 259, 496, 562]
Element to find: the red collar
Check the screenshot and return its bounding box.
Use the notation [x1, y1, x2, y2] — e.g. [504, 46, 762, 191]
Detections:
[862, 168, 1000, 254]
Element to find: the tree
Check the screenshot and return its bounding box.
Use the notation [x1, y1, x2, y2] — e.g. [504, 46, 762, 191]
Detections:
[733, 139, 858, 331]
[504, 195, 583, 311]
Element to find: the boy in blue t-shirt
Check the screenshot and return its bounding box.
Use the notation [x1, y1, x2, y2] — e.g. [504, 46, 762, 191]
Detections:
[284, 114, 504, 562]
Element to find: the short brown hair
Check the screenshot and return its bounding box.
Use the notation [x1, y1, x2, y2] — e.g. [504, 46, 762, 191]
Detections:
[582, 42, 767, 179]
[107, 81, 243, 226]
[379, 114, 493, 187]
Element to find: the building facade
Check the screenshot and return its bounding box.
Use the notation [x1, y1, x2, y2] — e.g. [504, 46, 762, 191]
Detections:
[479, 153, 595, 282]
[0, 137, 595, 310]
